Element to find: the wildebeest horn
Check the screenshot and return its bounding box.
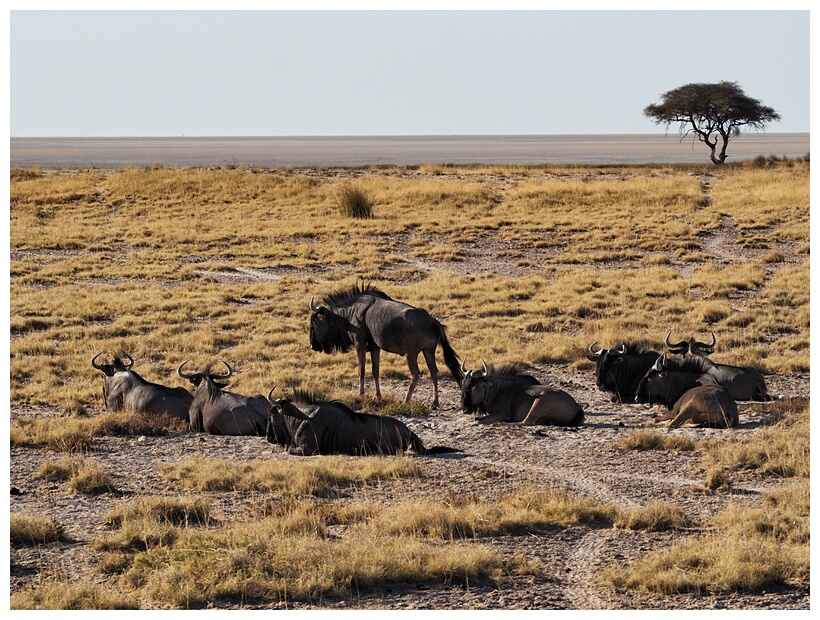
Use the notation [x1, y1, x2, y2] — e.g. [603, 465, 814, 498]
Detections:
[121, 352, 134, 369]
[587, 342, 603, 358]
[211, 361, 233, 379]
[615, 344, 626, 355]
[695, 332, 716, 351]
[665, 330, 688, 352]
[480, 359, 489, 376]
[653, 355, 664, 372]
[266, 385, 277, 404]
[461, 359, 468, 374]
[309, 297, 317, 312]
[176, 361, 199, 380]
[91, 352, 107, 370]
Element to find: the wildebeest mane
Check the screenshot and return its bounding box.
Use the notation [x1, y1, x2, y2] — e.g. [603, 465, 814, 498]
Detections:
[321, 282, 393, 308]
[202, 363, 229, 403]
[661, 356, 710, 375]
[486, 362, 538, 382]
[287, 388, 359, 416]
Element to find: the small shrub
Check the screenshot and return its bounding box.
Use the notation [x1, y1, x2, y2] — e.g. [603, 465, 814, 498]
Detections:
[336, 183, 373, 219]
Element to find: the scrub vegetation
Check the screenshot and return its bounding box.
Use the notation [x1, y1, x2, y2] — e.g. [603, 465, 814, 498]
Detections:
[10, 160, 809, 609]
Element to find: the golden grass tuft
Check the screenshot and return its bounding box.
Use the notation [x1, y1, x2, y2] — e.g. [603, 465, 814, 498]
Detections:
[10, 512, 65, 545]
[35, 455, 116, 494]
[614, 501, 691, 532]
[614, 429, 696, 452]
[336, 183, 374, 218]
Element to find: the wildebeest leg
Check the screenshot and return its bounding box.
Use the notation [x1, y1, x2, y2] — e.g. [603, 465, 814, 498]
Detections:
[476, 411, 512, 424]
[422, 348, 440, 409]
[357, 346, 369, 397]
[652, 409, 678, 424]
[404, 352, 421, 404]
[370, 348, 382, 400]
[520, 400, 544, 426]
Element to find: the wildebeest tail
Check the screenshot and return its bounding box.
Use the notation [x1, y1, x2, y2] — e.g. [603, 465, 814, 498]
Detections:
[409, 432, 460, 455]
[435, 320, 464, 384]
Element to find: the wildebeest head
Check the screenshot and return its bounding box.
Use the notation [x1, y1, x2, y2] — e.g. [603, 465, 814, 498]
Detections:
[91, 351, 135, 408]
[91, 351, 134, 377]
[665, 330, 716, 357]
[265, 386, 299, 445]
[177, 360, 232, 394]
[460, 359, 490, 414]
[460, 359, 539, 418]
[635, 355, 714, 408]
[308, 297, 354, 353]
[586, 342, 627, 392]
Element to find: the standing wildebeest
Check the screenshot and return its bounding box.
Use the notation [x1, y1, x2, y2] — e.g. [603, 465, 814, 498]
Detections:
[664, 330, 771, 401]
[635, 355, 738, 428]
[461, 360, 584, 426]
[177, 361, 269, 435]
[266, 389, 459, 456]
[91, 352, 192, 421]
[586, 342, 661, 403]
[308, 283, 464, 408]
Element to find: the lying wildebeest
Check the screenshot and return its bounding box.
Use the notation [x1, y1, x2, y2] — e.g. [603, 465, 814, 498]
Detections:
[266, 388, 459, 456]
[663, 331, 770, 401]
[461, 360, 584, 426]
[91, 352, 192, 421]
[177, 361, 269, 435]
[635, 355, 738, 428]
[308, 283, 464, 409]
[586, 342, 661, 403]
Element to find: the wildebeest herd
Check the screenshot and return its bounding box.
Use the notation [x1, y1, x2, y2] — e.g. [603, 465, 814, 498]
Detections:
[91, 283, 772, 457]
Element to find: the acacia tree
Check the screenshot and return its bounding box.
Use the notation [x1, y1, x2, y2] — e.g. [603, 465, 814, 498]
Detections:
[644, 81, 781, 165]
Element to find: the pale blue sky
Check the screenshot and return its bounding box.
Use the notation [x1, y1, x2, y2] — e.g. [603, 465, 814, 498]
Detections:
[9, 8, 811, 137]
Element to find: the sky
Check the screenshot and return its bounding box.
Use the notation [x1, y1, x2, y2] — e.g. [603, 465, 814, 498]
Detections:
[7, 7, 812, 137]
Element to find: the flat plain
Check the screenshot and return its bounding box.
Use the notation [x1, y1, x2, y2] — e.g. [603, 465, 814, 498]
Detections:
[9, 157, 810, 610]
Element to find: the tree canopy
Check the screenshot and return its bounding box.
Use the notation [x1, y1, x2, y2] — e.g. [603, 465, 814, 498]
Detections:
[644, 81, 781, 165]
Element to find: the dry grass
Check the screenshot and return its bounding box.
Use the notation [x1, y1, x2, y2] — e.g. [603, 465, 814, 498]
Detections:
[10, 161, 810, 608]
[34, 455, 116, 494]
[87, 483, 614, 608]
[10, 512, 66, 545]
[9, 163, 809, 409]
[613, 430, 696, 452]
[159, 455, 422, 496]
[604, 396, 809, 594]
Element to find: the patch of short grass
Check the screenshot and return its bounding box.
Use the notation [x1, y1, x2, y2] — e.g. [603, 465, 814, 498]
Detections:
[159, 455, 422, 496]
[11, 410, 188, 451]
[10, 581, 138, 610]
[10, 512, 65, 545]
[698, 398, 809, 479]
[34, 455, 116, 494]
[614, 501, 692, 532]
[614, 429, 696, 452]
